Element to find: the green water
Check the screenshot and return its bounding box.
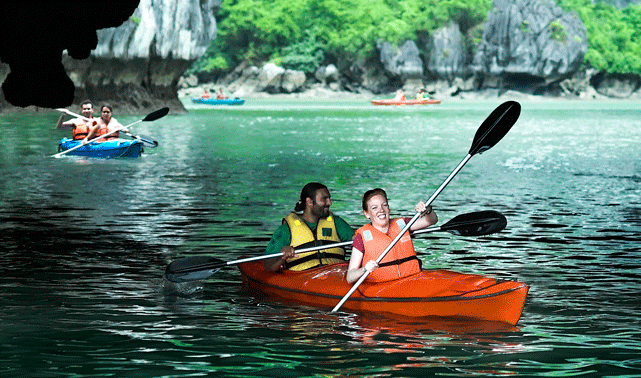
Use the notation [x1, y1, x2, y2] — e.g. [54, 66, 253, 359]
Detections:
[1, 98, 640, 376]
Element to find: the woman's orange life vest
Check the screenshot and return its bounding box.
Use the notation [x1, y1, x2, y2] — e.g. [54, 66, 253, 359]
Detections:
[94, 124, 119, 141]
[355, 218, 421, 282]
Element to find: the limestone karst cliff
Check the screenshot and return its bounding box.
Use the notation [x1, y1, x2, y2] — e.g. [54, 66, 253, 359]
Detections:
[64, 0, 221, 113]
[1, 0, 220, 113]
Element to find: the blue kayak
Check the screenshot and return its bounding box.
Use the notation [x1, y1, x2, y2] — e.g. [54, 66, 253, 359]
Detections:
[58, 138, 143, 158]
[191, 97, 245, 105]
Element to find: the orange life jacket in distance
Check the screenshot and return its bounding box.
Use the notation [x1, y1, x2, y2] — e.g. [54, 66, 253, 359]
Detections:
[72, 123, 90, 140]
[71, 117, 96, 140]
[356, 218, 421, 282]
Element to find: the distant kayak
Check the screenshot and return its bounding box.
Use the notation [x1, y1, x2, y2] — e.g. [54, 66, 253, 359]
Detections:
[371, 99, 441, 106]
[191, 98, 245, 106]
[58, 138, 143, 158]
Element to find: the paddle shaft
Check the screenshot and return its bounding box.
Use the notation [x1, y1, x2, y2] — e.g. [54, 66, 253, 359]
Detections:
[119, 130, 158, 146]
[330, 155, 472, 312]
[168, 226, 445, 276]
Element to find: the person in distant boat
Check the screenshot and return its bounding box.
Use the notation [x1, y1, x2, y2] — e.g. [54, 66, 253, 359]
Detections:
[216, 87, 228, 100]
[85, 104, 127, 142]
[55, 99, 98, 140]
[394, 89, 406, 101]
[415, 88, 429, 100]
[346, 188, 437, 284]
[201, 88, 212, 99]
[264, 182, 355, 272]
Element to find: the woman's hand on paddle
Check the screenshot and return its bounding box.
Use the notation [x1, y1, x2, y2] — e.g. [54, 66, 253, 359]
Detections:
[411, 201, 438, 230]
[415, 201, 432, 215]
[364, 260, 378, 273]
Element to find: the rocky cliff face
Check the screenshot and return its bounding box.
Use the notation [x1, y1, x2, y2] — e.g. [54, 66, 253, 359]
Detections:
[426, 21, 468, 81]
[369, 0, 590, 97]
[472, 0, 588, 91]
[63, 0, 220, 113]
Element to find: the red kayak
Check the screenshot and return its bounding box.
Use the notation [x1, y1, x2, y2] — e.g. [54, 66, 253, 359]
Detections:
[371, 99, 441, 106]
[239, 261, 528, 325]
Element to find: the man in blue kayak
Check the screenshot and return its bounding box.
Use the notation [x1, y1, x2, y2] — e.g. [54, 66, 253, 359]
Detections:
[55, 100, 98, 141]
[264, 182, 355, 272]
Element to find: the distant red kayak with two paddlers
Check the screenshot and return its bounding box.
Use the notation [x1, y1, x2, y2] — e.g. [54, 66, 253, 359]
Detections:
[371, 98, 441, 106]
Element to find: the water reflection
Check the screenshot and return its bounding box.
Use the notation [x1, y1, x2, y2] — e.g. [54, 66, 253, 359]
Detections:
[209, 298, 531, 376]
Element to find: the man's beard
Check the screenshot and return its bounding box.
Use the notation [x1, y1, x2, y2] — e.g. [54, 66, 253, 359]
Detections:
[312, 202, 330, 218]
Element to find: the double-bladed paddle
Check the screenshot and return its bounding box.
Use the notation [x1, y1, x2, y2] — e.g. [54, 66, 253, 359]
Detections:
[330, 100, 521, 313]
[164, 210, 507, 283]
[52, 107, 169, 157]
[119, 130, 159, 148]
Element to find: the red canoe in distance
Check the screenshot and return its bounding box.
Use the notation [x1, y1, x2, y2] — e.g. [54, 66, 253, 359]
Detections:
[371, 99, 441, 106]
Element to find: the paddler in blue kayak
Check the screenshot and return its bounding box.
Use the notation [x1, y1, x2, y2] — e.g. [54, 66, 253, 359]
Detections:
[85, 104, 127, 142]
[55, 100, 98, 141]
[264, 182, 355, 272]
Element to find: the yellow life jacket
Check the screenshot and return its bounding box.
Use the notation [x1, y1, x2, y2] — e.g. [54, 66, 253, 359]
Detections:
[357, 218, 421, 282]
[282, 212, 345, 271]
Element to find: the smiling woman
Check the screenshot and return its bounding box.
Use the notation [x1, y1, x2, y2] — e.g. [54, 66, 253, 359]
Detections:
[346, 188, 437, 284]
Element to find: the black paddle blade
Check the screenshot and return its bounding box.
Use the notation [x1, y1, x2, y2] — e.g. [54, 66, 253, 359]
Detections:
[138, 135, 158, 147]
[469, 101, 520, 156]
[143, 107, 169, 122]
[442, 210, 507, 236]
[165, 255, 226, 283]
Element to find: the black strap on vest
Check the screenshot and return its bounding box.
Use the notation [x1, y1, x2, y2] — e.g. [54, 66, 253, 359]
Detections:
[377, 255, 420, 268]
[283, 240, 345, 270]
[283, 252, 345, 269]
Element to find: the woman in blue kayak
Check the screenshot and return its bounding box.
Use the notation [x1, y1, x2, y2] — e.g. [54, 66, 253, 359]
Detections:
[85, 104, 127, 142]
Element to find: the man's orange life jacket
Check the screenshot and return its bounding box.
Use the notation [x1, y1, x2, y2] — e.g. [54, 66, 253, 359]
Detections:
[72, 123, 90, 140]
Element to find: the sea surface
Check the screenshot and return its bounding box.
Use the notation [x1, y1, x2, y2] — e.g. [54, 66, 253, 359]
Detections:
[1, 98, 640, 377]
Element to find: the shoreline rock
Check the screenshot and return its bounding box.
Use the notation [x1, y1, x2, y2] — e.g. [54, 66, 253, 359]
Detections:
[178, 80, 641, 104]
[178, 61, 641, 103]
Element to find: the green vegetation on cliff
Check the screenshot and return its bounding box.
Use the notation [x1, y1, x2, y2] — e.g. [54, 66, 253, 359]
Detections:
[558, 0, 641, 75]
[189, 0, 491, 77]
[189, 0, 641, 78]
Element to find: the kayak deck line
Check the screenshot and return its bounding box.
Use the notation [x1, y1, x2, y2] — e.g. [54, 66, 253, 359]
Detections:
[242, 272, 527, 302]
